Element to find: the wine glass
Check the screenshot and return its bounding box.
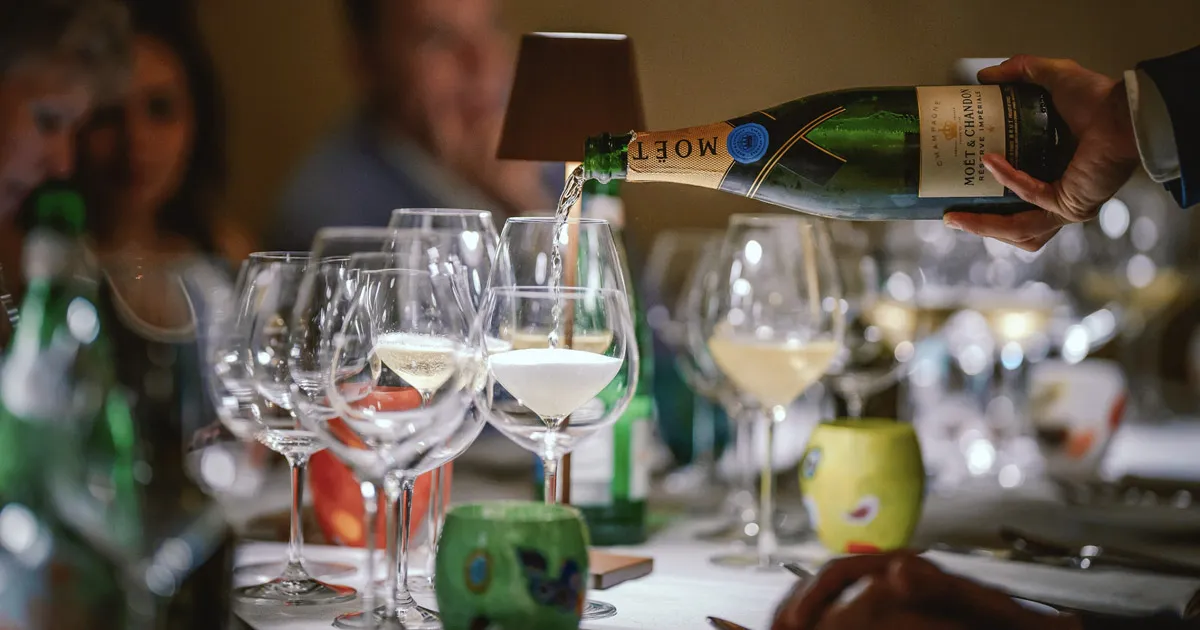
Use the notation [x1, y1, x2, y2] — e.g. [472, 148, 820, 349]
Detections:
[641, 229, 728, 507]
[46, 253, 247, 628]
[695, 214, 844, 569]
[1068, 173, 1195, 421]
[288, 227, 485, 629]
[825, 224, 929, 419]
[388, 208, 499, 308]
[388, 207, 500, 593]
[474, 217, 637, 621]
[235, 251, 356, 605]
[204, 260, 357, 584]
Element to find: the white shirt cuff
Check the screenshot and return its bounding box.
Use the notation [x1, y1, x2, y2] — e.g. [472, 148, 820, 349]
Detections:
[1125, 69, 1181, 183]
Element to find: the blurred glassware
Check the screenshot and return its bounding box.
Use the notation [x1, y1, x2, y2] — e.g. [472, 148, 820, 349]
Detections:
[48, 253, 246, 628]
[641, 228, 729, 507]
[1064, 173, 1196, 422]
[825, 223, 929, 419]
[693, 214, 844, 569]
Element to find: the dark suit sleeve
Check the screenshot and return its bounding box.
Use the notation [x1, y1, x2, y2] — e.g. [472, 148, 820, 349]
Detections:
[1077, 611, 1199, 630]
[1137, 45, 1200, 208]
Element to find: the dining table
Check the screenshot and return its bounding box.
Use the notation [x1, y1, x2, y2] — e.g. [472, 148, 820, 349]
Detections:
[227, 420, 1200, 629]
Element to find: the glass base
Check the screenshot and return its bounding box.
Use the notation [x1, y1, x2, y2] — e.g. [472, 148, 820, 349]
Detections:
[407, 575, 435, 594]
[334, 604, 440, 630]
[235, 576, 357, 606]
[708, 551, 802, 571]
[695, 514, 811, 545]
[235, 560, 357, 584]
[583, 599, 617, 620]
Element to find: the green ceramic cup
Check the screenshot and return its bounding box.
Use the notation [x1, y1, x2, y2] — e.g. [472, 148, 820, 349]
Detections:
[436, 501, 590, 630]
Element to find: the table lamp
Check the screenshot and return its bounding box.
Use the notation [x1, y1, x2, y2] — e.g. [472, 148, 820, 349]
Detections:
[498, 32, 646, 506]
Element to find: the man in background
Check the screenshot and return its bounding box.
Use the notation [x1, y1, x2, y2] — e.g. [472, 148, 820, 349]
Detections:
[270, 0, 555, 251]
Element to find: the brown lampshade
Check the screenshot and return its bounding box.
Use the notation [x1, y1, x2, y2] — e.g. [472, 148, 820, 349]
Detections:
[498, 32, 645, 163]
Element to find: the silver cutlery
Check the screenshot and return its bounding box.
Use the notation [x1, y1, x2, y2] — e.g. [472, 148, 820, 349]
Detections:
[782, 562, 816, 581]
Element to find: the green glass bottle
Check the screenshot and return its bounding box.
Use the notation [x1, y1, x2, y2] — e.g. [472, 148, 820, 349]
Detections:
[0, 224, 128, 628]
[584, 84, 1072, 220]
[542, 179, 656, 546]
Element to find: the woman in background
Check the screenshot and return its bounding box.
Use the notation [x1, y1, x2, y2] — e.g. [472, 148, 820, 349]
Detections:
[76, 0, 250, 261]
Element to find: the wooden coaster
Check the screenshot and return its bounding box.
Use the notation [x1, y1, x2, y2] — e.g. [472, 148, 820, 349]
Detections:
[588, 549, 653, 590]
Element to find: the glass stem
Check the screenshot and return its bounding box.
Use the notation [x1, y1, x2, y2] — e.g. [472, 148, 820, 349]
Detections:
[123, 574, 155, 630]
[395, 477, 418, 608]
[757, 407, 781, 567]
[693, 393, 716, 473]
[383, 473, 403, 618]
[281, 453, 311, 580]
[543, 456, 560, 505]
[735, 409, 755, 519]
[846, 393, 865, 419]
[360, 479, 379, 618]
[423, 467, 443, 582]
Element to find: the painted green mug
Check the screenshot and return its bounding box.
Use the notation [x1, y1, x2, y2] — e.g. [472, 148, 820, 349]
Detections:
[799, 418, 925, 554]
[436, 501, 589, 630]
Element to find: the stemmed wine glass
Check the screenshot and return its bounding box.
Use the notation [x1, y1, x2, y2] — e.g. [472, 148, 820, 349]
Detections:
[388, 207, 499, 594]
[825, 224, 927, 419]
[473, 217, 637, 621]
[288, 227, 485, 629]
[235, 252, 356, 605]
[695, 214, 844, 569]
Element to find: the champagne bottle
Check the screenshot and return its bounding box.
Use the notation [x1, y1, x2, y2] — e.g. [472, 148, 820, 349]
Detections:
[0, 223, 127, 628]
[584, 84, 1072, 219]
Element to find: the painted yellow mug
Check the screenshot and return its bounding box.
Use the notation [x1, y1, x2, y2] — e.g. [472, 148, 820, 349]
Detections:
[799, 418, 925, 554]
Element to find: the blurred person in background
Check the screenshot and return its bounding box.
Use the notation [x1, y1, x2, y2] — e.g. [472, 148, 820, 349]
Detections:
[74, 0, 251, 262]
[0, 0, 129, 297]
[268, 0, 556, 251]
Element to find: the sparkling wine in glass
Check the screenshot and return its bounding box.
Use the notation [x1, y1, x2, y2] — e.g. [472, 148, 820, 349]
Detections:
[696, 214, 844, 570]
[474, 216, 636, 621]
[388, 208, 501, 593]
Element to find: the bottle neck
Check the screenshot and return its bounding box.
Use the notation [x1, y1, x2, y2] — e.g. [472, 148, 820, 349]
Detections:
[583, 133, 632, 184]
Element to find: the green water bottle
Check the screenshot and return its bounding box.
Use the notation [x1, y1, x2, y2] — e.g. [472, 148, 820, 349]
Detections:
[584, 83, 1072, 220]
[566, 179, 655, 545]
[0, 220, 129, 628]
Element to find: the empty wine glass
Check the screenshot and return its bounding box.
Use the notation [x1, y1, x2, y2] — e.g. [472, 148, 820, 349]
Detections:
[388, 207, 500, 593]
[695, 214, 844, 570]
[236, 251, 356, 605]
[288, 227, 485, 629]
[474, 217, 636, 621]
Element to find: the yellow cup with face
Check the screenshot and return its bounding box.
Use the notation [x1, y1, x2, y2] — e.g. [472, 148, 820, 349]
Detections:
[799, 418, 925, 554]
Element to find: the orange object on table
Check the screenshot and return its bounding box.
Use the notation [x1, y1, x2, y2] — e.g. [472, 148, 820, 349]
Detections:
[309, 387, 452, 548]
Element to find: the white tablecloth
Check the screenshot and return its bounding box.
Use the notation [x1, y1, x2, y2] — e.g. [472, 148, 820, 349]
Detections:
[233, 424, 1200, 629]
